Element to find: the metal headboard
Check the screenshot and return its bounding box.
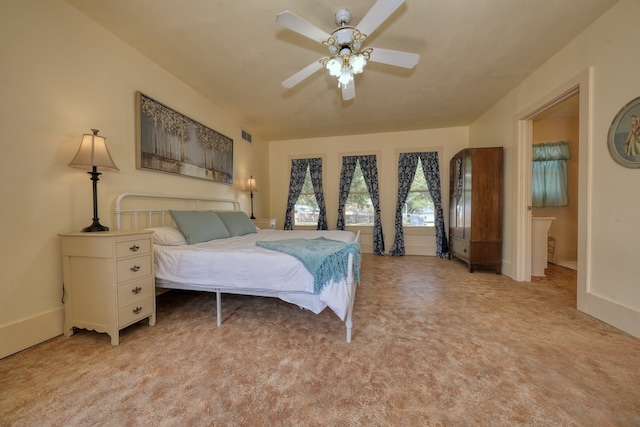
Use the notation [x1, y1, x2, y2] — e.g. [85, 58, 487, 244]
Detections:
[115, 192, 240, 230]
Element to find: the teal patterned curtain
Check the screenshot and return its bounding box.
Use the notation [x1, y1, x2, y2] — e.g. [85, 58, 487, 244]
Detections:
[532, 141, 571, 207]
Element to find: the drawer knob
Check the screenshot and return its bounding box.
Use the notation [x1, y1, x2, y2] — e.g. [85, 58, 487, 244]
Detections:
[131, 286, 142, 294]
[133, 306, 142, 315]
[130, 265, 140, 272]
[130, 245, 140, 252]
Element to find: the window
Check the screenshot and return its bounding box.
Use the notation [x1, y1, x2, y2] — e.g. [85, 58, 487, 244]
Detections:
[403, 160, 435, 227]
[337, 154, 383, 253]
[345, 160, 373, 225]
[284, 157, 327, 230]
[294, 166, 319, 226]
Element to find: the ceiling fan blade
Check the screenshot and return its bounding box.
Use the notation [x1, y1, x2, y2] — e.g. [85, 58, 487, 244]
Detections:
[369, 47, 419, 69]
[342, 80, 356, 101]
[276, 11, 332, 43]
[282, 59, 325, 89]
[356, 0, 405, 38]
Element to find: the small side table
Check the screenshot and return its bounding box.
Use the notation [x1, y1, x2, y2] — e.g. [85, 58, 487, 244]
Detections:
[252, 218, 276, 229]
[59, 230, 156, 345]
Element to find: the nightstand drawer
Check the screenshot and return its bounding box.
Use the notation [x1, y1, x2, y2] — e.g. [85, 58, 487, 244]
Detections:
[116, 255, 152, 283]
[117, 276, 154, 306]
[116, 238, 151, 258]
[118, 296, 154, 327]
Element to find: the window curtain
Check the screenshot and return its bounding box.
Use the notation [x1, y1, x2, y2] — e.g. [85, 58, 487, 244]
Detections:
[359, 155, 385, 255]
[283, 159, 309, 230]
[336, 156, 358, 230]
[336, 155, 385, 255]
[421, 153, 448, 258]
[389, 153, 419, 256]
[389, 152, 448, 258]
[532, 141, 570, 207]
[308, 158, 328, 230]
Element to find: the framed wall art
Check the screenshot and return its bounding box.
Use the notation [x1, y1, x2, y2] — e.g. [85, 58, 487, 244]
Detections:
[607, 95, 640, 168]
[135, 92, 233, 183]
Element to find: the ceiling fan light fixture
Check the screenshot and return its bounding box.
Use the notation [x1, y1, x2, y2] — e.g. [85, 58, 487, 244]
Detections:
[277, 1, 420, 100]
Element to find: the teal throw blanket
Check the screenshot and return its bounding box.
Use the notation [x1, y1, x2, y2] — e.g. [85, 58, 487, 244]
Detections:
[256, 237, 361, 294]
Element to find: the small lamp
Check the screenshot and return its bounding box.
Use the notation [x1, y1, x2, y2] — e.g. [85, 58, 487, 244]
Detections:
[245, 176, 257, 219]
[68, 129, 119, 232]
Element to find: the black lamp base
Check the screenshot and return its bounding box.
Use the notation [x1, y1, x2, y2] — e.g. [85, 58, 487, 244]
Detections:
[82, 167, 109, 232]
[82, 220, 109, 232]
[250, 191, 255, 219]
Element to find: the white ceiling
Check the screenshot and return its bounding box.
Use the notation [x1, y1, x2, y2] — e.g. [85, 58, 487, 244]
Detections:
[65, 0, 616, 141]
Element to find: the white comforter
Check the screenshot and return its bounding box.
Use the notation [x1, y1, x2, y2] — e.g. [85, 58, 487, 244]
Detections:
[153, 229, 358, 320]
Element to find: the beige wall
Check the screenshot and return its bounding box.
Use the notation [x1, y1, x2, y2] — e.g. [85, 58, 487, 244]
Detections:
[3, 0, 639, 357]
[269, 128, 468, 254]
[532, 116, 580, 263]
[470, 0, 640, 337]
[0, 0, 269, 357]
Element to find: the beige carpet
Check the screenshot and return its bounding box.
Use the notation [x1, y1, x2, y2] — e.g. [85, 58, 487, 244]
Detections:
[2, 255, 639, 426]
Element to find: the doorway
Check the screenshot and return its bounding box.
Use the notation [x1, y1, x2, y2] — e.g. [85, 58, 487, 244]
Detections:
[516, 68, 591, 311]
[531, 93, 579, 272]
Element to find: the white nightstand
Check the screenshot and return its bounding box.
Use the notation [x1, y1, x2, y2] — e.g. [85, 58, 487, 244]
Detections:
[59, 230, 156, 345]
[252, 218, 276, 229]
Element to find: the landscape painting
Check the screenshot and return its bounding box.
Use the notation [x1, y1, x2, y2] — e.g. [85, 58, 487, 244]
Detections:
[136, 92, 233, 183]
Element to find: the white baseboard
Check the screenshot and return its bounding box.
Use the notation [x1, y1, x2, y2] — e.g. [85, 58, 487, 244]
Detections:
[405, 244, 436, 256]
[0, 307, 64, 359]
[584, 293, 640, 339]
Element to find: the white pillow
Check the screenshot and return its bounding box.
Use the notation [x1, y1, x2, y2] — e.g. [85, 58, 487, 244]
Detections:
[145, 226, 187, 246]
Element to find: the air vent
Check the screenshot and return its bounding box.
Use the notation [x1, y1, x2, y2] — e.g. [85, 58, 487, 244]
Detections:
[241, 130, 252, 143]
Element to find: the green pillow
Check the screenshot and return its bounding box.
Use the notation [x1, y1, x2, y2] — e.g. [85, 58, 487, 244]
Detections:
[169, 210, 230, 244]
[216, 211, 257, 236]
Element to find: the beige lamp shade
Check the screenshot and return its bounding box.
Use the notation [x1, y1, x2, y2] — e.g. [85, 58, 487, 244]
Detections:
[69, 129, 119, 171]
[246, 176, 257, 192]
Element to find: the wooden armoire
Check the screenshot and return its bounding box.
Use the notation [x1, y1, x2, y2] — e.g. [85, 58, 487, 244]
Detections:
[449, 147, 503, 274]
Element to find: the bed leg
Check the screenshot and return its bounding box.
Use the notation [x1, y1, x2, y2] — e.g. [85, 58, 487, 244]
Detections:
[216, 291, 221, 326]
[345, 252, 357, 343]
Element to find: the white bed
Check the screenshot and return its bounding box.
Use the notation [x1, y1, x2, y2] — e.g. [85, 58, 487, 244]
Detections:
[115, 192, 361, 342]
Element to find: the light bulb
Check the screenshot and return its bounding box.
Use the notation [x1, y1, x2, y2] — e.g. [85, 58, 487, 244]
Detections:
[326, 58, 342, 77]
[338, 66, 353, 86]
[349, 54, 367, 74]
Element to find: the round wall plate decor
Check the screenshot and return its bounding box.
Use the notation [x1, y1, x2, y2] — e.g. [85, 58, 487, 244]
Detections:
[608, 96, 640, 168]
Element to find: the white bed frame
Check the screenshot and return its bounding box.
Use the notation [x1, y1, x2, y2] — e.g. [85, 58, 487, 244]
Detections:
[115, 192, 360, 342]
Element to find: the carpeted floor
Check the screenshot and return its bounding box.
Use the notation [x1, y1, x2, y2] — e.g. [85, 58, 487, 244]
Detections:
[1, 255, 639, 426]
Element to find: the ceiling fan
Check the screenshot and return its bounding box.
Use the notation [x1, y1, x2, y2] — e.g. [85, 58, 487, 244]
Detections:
[276, 0, 420, 101]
